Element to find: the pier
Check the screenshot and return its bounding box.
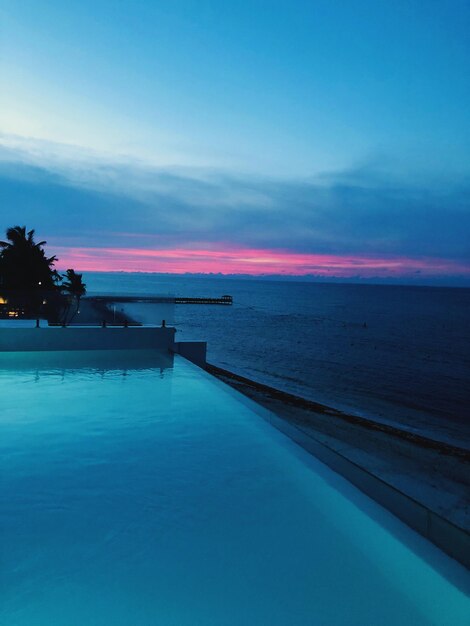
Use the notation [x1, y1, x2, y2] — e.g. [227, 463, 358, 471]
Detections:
[88, 294, 233, 305]
[174, 295, 232, 305]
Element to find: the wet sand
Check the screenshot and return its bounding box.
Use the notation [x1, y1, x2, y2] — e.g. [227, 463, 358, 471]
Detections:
[208, 364, 470, 533]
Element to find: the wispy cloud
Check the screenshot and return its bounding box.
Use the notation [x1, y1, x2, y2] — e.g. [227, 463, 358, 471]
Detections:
[1, 135, 469, 280]
[52, 245, 470, 277]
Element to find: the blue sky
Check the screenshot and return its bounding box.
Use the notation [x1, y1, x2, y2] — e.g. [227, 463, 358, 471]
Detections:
[1, 0, 469, 281]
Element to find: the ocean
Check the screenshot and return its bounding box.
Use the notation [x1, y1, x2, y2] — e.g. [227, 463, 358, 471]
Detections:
[85, 273, 470, 446]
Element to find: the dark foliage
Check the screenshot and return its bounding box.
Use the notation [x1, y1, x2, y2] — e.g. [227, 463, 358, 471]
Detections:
[0, 225, 86, 321]
[61, 269, 87, 323]
[0, 226, 60, 291]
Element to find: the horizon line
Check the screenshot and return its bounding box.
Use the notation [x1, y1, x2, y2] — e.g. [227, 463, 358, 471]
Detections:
[55, 268, 470, 289]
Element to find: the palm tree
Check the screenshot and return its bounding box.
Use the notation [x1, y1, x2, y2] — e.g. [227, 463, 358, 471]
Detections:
[61, 269, 87, 323]
[0, 226, 60, 291]
[0, 225, 86, 322]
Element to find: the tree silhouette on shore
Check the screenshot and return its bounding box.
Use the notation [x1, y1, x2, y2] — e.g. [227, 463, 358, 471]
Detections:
[0, 226, 61, 292]
[61, 269, 87, 323]
[0, 225, 86, 321]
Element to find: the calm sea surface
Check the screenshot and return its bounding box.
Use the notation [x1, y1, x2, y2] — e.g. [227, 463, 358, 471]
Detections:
[86, 273, 470, 445]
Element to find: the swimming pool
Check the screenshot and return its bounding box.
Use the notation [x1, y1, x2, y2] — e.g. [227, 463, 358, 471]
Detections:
[0, 350, 468, 625]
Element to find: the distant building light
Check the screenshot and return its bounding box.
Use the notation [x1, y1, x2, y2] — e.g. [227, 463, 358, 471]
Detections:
[0, 297, 7, 305]
[8, 311, 19, 318]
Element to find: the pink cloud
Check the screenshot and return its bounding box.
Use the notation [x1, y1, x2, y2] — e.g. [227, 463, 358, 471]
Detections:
[52, 245, 470, 277]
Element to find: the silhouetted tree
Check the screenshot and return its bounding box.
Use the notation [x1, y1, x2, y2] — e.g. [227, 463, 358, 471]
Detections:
[61, 269, 87, 323]
[0, 225, 85, 322]
[0, 226, 60, 292]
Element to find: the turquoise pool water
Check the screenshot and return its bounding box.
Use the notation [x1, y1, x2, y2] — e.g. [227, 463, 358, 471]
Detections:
[0, 350, 468, 625]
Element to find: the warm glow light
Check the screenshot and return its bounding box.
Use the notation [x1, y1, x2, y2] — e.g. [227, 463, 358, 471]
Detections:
[0, 297, 7, 304]
[52, 245, 470, 278]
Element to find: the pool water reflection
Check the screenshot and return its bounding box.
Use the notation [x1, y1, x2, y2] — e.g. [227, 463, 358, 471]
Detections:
[0, 350, 468, 625]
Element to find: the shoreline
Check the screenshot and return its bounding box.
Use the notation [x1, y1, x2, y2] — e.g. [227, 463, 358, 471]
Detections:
[73, 298, 141, 327]
[207, 363, 470, 536]
[206, 363, 469, 458]
[87, 293, 468, 445]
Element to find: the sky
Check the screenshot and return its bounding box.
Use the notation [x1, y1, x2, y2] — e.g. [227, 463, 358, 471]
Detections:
[1, 0, 469, 283]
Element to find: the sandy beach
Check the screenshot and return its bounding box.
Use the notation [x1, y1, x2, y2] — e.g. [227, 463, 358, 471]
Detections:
[208, 364, 470, 533]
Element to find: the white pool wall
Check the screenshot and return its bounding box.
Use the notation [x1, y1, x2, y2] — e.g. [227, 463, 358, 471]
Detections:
[0, 325, 176, 352]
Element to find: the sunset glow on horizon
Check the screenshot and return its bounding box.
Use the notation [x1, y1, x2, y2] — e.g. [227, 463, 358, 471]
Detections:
[1, 1, 469, 286]
[53, 245, 470, 278]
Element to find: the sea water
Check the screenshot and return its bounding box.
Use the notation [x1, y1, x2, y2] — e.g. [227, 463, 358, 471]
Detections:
[85, 273, 470, 445]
